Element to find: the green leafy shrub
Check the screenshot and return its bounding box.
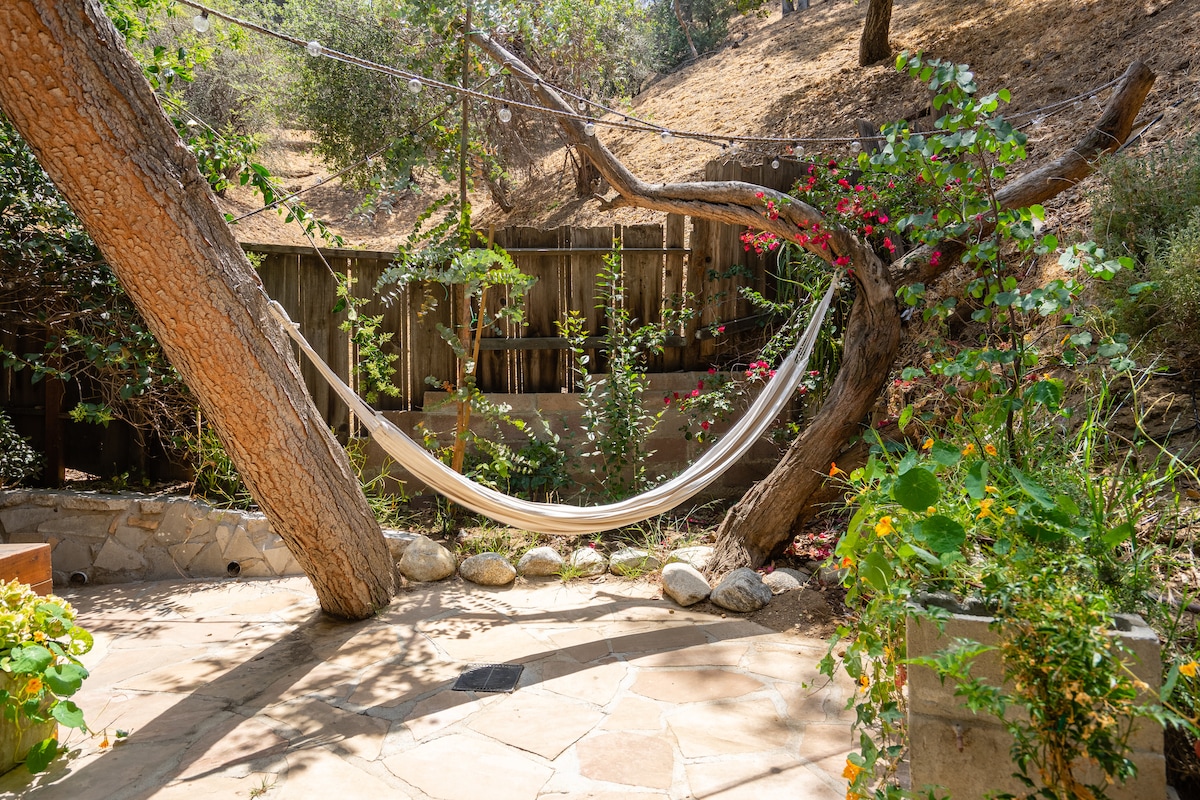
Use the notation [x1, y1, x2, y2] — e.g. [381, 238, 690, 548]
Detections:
[1093, 135, 1200, 262]
[0, 410, 40, 488]
[0, 580, 93, 773]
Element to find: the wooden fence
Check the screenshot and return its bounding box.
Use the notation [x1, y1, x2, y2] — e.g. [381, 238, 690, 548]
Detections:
[253, 159, 817, 431]
[2, 158, 814, 473]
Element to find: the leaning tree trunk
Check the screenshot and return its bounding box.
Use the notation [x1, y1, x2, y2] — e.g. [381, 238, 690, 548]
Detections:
[858, 0, 893, 67]
[0, 0, 395, 619]
[709, 60, 1156, 574]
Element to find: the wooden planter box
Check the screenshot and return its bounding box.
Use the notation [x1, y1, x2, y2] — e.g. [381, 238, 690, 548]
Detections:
[907, 601, 1166, 800]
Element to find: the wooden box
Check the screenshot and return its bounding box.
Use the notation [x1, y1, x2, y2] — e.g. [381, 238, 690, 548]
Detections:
[0, 543, 53, 595]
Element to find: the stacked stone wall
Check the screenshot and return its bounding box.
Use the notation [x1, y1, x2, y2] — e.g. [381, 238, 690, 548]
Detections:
[0, 490, 302, 585]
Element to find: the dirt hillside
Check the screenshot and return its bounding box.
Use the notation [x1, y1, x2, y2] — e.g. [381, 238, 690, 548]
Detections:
[221, 0, 1200, 249]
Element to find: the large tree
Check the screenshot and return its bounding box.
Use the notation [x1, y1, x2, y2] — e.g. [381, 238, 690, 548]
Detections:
[471, 33, 1155, 572]
[0, 0, 395, 619]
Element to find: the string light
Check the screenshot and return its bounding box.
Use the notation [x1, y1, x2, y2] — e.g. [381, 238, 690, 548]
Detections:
[577, 100, 587, 112]
[770, 158, 780, 169]
[305, 40, 322, 57]
[497, 106, 512, 123]
[660, 131, 673, 142]
[192, 11, 210, 33]
[728, 141, 741, 155]
[407, 78, 422, 94]
[583, 122, 596, 136]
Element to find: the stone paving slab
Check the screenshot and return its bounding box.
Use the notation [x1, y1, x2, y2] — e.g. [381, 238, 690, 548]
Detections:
[0, 576, 853, 800]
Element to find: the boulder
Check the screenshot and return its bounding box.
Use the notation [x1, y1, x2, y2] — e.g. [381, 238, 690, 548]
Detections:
[516, 546, 564, 577]
[661, 563, 711, 607]
[459, 552, 517, 586]
[665, 545, 715, 572]
[398, 535, 456, 582]
[762, 567, 810, 595]
[568, 547, 607, 577]
[710, 567, 772, 613]
[382, 529, 418, 560]
[609, 547, 661, 576]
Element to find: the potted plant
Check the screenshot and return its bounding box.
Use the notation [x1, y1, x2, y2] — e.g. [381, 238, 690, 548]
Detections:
[0, 579, 92, 774]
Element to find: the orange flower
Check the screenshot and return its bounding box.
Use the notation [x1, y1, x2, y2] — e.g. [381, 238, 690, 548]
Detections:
[976, 498, 997, 520]
[829, 462, 847, 477]
[25, 677, 43, 695]
[961, 443, 977, 457]
[984, 443, 998, 456]
[1181, 661, 1199, 678]
[839, 556, 854, 569]
[843, 758, 863, 781]
[921, 438, 934, 451]
[874, 516, 896, 536]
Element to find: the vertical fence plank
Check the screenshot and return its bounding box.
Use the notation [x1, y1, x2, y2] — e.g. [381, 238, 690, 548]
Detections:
[567, 225, 615, 387]
[622, 224, 666, 372]
[662, 214, 686, 372]
[517, 226, 566, 392]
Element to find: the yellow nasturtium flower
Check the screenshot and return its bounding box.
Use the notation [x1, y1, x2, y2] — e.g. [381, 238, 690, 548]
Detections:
[1181, 661, 1199, 678]
[874, 516, 896, 536]
[976, 498, 997, 520]
[961, 443, 977, 457]
[984, 443, 998, 456]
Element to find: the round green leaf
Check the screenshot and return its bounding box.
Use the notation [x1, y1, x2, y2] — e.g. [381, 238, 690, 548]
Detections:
[892, 467, 941, 512]
[917, 515, 966, 553]
[24, 738, 58, 773]
[51, 699, 85, 729]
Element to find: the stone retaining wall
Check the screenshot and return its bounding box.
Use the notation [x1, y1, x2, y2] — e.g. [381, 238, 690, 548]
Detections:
[0, 490, 303, 585]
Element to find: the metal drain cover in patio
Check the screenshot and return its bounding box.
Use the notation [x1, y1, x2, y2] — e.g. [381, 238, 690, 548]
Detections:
[452, 663, 524, 693]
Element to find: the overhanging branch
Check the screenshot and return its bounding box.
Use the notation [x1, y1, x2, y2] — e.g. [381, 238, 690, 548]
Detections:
[893, 60, 1156, 287]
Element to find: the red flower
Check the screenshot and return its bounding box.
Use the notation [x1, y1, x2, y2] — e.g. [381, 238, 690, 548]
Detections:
[701, 420, 710, 430]
[834, 256, 850, 266]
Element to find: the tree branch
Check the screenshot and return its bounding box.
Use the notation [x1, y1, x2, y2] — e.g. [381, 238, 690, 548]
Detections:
[893, 60, 1156, 287]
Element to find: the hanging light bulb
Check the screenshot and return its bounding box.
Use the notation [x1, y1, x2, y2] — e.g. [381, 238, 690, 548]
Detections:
[306, 41, 323, 57]
[583, 121, 596, 136]
[771, 158, 780, 170]
[660, 131, 674, 143]
[577, 99, 587, 112]
[795, 143, 805, 155]
[407, 78, 422, 94]
[192, 12, 210, 33]
[497, 106, 512, 123]
[729, 141, 741, 155]
[850, 140, 862, 152]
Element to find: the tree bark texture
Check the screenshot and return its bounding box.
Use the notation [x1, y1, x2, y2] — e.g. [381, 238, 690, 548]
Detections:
[858, 0, 893, 67]
[0, 0, 395, 619]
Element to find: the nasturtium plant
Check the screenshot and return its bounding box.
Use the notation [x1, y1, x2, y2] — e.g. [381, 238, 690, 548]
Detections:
[0, 580, 93, 773]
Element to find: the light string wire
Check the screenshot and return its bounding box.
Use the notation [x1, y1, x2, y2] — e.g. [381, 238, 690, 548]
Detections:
[176, 0, 1129, 157]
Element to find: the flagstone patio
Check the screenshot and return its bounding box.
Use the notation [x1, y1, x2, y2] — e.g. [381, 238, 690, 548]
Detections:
[0, 575, 856, 799]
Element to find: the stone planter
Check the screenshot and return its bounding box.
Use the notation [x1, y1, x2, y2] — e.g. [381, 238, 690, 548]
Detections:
[0, 672, 56, 775]
[907, 601, 1165, 800]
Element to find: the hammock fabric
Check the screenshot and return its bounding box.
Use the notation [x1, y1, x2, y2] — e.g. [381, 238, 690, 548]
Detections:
[267, 280, 835, 534]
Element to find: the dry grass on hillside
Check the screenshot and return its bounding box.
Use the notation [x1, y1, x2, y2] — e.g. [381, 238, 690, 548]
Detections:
[221, 0, 1200, 249]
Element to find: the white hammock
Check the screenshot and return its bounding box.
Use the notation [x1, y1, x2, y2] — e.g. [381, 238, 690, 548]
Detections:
[266, 279, 835, 534]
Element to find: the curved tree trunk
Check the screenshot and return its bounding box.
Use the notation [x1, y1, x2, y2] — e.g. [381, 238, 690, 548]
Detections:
[0, 0, 395, 619]
[858, 0, 894, 67]
[711, 60, 1155, 574]
[709, 241, 900, 574]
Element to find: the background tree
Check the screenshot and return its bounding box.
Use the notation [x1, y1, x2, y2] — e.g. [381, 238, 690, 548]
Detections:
[0, 0, 396, 620]
[858, 0, 893, 66]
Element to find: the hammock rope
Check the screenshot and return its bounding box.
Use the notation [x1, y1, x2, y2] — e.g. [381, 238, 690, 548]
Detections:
[266, 279, 836, 534]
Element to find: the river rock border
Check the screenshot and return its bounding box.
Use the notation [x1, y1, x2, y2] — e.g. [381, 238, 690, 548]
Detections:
[0, 491, 811, 614]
